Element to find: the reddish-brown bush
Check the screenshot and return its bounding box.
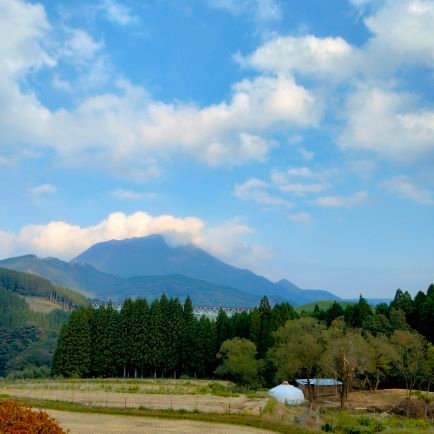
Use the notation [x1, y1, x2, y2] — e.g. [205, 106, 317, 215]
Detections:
[0, 400, 66, 433]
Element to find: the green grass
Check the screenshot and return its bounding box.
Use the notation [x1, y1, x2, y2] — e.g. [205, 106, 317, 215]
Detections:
[0, 397, 313, 433]
[321, 409, 434, 434]
[296, 300, 354, 313]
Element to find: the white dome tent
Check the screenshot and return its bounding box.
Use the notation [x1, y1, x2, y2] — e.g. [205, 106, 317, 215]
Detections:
[268, 382, 305, 406]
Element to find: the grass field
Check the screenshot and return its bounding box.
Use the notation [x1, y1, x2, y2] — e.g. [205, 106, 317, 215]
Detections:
[1, 379, 434, 433]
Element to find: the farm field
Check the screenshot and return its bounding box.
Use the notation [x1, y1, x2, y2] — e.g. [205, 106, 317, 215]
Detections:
[2, 379, 434, 433]
[44, 409, 275, 434]
[0, 378, 267, 415]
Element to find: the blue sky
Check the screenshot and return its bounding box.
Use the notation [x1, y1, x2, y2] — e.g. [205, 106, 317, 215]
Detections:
[0, 0, 433, 298]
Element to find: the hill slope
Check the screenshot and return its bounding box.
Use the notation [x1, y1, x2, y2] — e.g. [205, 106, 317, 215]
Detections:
[0, 269, 73, 378]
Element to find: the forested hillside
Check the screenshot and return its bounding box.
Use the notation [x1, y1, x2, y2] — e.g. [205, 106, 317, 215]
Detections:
[0, 268, 87, 378]
[53, 284, 434, 403]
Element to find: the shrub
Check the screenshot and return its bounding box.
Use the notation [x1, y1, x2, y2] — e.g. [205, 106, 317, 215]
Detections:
[0, 400, 66, 433]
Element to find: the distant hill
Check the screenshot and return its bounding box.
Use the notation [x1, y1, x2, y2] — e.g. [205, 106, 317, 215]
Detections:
[0, 267, 87, 308]
[275, 279, 341, 304]
[0, 268, 74, 378]
[0, 255, 125, 299]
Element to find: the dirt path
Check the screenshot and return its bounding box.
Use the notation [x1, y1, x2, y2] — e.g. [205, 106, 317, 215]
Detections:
[46, 409, 275, 434]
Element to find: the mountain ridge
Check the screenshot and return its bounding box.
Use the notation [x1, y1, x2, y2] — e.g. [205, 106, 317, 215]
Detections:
[1, 234, 341, 306]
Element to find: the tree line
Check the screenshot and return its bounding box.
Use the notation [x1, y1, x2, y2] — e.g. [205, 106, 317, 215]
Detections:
[51, 296, 297, 379]
[52, 284, 434, 399]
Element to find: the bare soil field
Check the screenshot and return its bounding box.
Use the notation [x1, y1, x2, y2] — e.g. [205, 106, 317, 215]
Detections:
[45, 409, 275, 434]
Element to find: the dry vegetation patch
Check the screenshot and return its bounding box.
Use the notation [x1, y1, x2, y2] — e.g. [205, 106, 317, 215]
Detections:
[1, 379, 267, 415]
[44, 409, 276, 434]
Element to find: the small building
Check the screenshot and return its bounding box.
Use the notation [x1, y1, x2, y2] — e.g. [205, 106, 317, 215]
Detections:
[296, 378, 342, 400]
[268, 382, 305, 406]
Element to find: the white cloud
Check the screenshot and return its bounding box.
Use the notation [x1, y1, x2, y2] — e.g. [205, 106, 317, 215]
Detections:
[0, 0, 320, 174]
[234, 178, 293, 208]
[242, 1, 434, 78]
[363, 0, 434, 70]
[27, 184, 57, 200]
[382, 176, 434, 205]
[339, 86, 434, 161]
[289, 212, 314, 224]
[61, 28, 103, 63]
[99, 0, 137, 26]
[0, 212, 270, 273]
[237, 0, 434, 164]
[299, 148, 315, 161]
[110, 189, 143, 200]
[0, 73, 318, 169]
[0, 0, 54, 77]
[208, 0, 281, 22]
[347, 160, 376, 178]
[241, 35, 356, 79]
[270, 166, 330, 196]
[199, 218, 273, 270]
[311, 191, 368, 207]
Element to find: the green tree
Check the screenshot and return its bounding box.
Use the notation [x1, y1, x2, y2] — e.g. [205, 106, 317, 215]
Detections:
[270, 317, 325, 401]
[119, 298, 134, 377]
[51, 308, 91, 377]
[180, 297, 196, 377]
[216, 338, 260, 386]
[364, 334, 397, 391]
[391, 330, 426, 416]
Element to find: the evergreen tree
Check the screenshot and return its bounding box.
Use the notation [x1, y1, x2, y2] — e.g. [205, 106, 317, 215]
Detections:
[180, 297, 196, 377]
[148, 298, 165, 377]
[216, 309, 231, 351]
[119, 299, 134, 377]
[53, 308, 91, 377]
[257, 296, 273, 358]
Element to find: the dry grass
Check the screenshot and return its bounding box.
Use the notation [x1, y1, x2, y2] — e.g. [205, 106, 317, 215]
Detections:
[45, 409, 276, 434]
[1, 380, 267, 415]
[24, 296, 61, 313]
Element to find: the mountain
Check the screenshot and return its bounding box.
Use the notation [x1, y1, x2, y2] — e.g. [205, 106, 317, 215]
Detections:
[276, 279, 341, 304]
[124, 274, 259, 306]
[72, 235, 298, 302]
[1, 235, 342, 306]
[72, 235, 340, 305]
[0, 255, 260, 306]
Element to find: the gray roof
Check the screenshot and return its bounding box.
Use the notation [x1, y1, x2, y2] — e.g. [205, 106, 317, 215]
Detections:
[296, 378, 342, 386]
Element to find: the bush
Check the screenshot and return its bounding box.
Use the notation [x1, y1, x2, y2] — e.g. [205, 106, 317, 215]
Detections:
[0, 400, 66, 433]
[6, 366, 51, 380]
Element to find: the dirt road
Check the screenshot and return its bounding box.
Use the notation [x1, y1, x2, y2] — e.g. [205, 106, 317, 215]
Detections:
[46, 409, 275, 434]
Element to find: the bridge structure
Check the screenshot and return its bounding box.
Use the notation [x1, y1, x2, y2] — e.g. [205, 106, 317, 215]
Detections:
[90, 300, 254, 318]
